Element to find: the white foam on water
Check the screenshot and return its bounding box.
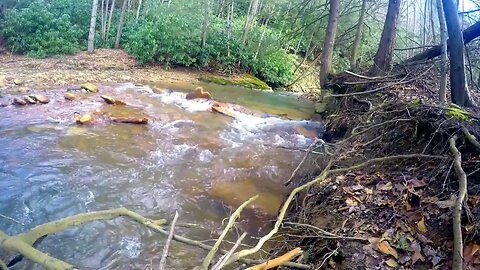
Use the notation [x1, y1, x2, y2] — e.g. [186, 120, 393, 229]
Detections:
[157, 91, 213, 112]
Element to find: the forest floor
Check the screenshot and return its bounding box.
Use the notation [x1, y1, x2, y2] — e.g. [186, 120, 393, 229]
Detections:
[273, 65, 480, 269]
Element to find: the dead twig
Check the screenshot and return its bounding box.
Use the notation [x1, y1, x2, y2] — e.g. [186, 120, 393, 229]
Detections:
[344, 70, 400, 81]
[0, 213, 25, 226]
[212, 233, 247, 270]
[202, 196, 258, 269]
[285, 139, 321, 186]
[449, 135, 468, 270]
[159, 211, 179, 270]
[332, 65, 433, 97]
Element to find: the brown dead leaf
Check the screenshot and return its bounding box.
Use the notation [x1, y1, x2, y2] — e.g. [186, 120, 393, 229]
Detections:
[407, 177, 427, 188]
[377, 182, 393, 191]
[464, 242, 480, 265]
[385, 259, 398, 268]
[346, 197, 358, 206]
[411, 241, 425, 265]
[417, 217, 428, 233]
[364, 188, 373, 195]
[378, 241, 399, 259]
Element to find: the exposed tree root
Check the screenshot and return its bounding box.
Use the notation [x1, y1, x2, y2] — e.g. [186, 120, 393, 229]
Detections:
[449, 135, 468, 270]
[211, 233, 246, 270]
[462, 126, 480, 153]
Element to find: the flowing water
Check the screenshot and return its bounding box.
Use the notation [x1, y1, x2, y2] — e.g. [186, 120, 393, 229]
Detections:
[0, 82, 321, 269]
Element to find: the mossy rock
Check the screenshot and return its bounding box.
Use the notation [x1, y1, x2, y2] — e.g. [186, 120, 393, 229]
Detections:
[199, 74, 270, 90]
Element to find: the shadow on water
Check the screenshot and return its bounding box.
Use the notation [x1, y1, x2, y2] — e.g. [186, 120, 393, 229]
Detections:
[0, 82, 321, 269]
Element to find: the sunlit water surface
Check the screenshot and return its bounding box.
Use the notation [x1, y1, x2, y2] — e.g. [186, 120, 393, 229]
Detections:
[0, 82, 321, 269]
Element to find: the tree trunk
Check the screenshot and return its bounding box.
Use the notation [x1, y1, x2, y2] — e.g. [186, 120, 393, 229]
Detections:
[442, 0, 474, 106]
[136, 0, 142, 21]
[404, 20, 480, 63]
[436, 0, 447, 103]
[318, 0, 341, 87]
[369, 0, 402, 75]
[201, 0, 211, 48]
[87, 0, 99, 53]
[101, 0, 105, 41]
[241, 0, 260, 45]
[350, 0, 367, 70]
[115, 0, 128, 49]
[106, 0, 116, 43]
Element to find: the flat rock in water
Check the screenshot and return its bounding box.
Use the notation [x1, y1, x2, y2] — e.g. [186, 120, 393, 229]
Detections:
[13, 79, 22, 85]
[24, 96, 36, 104]
[81, 83, 98, 93]
[64, 92, 78, 101]
[30, 94, 50, 104]
[185, 87, 212, 100]
[100, 95, 127, 105]
[211, 102, 236, 118]
[12, 97, 27, 106]
[294, 125, 318, 139]
[110, 117, 149, 124]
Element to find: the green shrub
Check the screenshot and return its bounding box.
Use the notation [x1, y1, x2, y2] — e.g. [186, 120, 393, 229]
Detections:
[251, 49, 297, 87]
[2, 0, 83, 57]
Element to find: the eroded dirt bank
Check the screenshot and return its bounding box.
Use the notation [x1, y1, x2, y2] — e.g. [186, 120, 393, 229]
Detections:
[271, 66, 480, 269]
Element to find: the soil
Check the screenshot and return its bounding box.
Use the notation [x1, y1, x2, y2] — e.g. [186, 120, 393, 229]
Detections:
[0, 49, 225, 91]
[273, 65, 480, 269]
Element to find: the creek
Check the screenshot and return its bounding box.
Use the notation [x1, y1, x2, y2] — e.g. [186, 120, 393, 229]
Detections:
[0, 82, 322, 269]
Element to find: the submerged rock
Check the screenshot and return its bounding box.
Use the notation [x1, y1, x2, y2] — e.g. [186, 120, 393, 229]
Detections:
[209, 179, 287, 216]
[64, 92, 78, 101]
[30, 94, 50, 104]
[185, 87, 212, 100]
[294, 125, 319, 139]
[13, 79, 22, 85]
[81, 83, 98, 93]
[110, 117, 149, 124]
[100, 95, 127, 105]
[12, 97, 27, 106]
[211, 102, 236, 118]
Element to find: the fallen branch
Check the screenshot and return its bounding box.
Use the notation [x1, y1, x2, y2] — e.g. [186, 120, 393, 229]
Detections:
[285, 139, 321, 186]
[343, 119, 415, 144]
[344, 70, 399, 80]
[329, 154, 446, 175]
[202, 195, 258, 269]
[211, 233, 247, 270]
[245, 247, 303, 270]
[159, 211, 179, 270]
[223, 159, 336, 267]
[449, 135, 468, 270]
[462, 126, 480, 153]
[332, 65, 433, 97]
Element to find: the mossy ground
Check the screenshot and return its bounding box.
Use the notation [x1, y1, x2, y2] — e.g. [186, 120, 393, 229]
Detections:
[199, 74, 270, 90]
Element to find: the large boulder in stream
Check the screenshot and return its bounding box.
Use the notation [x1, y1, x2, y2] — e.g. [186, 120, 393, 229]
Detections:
[81, 83, 98, 93]
[185, 87, 212, 100]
